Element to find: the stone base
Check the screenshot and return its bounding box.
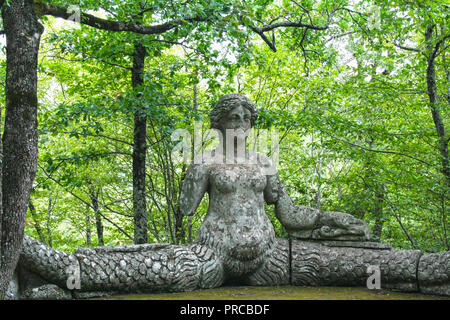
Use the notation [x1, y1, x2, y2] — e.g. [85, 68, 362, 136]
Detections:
[21, 284, 72, 300]
[5, 270, 20, 300]
[291, 239, 421, 291]
[17, 235, 449, 298]
[73, 291, 116, 299]
[75, 243, 171, 255]
[309, 240, 392, 250]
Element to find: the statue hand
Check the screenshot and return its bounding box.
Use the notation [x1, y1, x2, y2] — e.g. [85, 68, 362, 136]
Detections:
[314, 211, 371, 241]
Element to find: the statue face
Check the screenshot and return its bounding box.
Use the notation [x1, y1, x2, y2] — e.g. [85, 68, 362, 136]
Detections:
[217, 104, 252, 133]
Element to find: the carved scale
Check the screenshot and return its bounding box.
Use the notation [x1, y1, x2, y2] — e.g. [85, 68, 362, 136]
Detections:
[17, 234, 449, 299]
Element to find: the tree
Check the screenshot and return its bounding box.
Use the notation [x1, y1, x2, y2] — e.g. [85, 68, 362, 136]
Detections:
[0, 0, 232, 296]
[0, 0, 43, 298]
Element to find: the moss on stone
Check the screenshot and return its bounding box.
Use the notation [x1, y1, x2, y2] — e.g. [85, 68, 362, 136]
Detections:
[98, 286, 450, 300]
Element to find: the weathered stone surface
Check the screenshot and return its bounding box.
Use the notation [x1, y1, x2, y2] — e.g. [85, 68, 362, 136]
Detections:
[246, 238, 290, 286]
[291, 240, 421, 292]
[418, 252, 450, 296]
[21, 284, 72, 300]
[265, 170, 370, 241]
[75, 243, 171, 255]
[72, 291, 116, 299]
[5, 271, 19, 300]
[22, 235, 223, 295]
[20, 236, 77, 289]
[183, 156, 278, 279]
[271, 179, 371, 241]
[310, 240, 392, 250]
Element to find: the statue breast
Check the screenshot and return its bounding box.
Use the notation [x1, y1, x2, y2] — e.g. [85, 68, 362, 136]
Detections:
[210, 165, 267, 194]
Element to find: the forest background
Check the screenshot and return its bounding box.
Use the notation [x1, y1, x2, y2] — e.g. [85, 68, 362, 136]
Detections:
[0, 0, 448, 296]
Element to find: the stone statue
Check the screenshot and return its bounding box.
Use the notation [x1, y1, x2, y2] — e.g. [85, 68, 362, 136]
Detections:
[12, 94, 449, 299]
[179, 93, 370, 282]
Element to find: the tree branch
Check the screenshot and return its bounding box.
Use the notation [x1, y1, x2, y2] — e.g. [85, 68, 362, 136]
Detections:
[44, 54, 132, 70]
[247, 7, 338, 52]
[248, 25, 277, 52]
[335, 137, 434, 167]
[393, 42, 421, 53]
[254, 17, 332, 33]
[430, 33, 450, 62]
[62, 131, 133, 146]
[38, 2, 206, 34]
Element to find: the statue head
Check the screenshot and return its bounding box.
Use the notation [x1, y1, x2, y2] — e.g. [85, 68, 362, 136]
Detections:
[210, 94, 258, 130]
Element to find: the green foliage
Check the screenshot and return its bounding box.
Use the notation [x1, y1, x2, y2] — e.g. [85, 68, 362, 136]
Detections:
[20, 0, 449, 253]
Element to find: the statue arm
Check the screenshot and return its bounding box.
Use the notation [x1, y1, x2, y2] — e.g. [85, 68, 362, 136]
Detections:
[265, 173, 321, 238]
[179, 162, 209, 216]
[265, 172, 371, 240]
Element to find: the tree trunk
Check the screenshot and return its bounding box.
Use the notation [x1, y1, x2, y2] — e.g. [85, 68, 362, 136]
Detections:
[89, 189, 104, 246]
[46, 196, 53, 248]
[132, 41, 148, 244]
[186, 83, 198, 243]
[168, 147, 184, 244]
[372, 183, 385, 240]
[86, 206, 91, 246]
[28, 201, 46, 244]
[0, 0, 42, 298]
[173, 190, 185, 244]
[425, 25, 450, 187]
[444, 52, 450, 105]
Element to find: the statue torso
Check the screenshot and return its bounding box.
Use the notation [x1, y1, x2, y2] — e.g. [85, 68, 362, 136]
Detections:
[194, 153, 276, 276]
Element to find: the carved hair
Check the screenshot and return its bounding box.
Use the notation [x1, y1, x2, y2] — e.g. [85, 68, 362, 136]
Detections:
[210, 93, 258, 129]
